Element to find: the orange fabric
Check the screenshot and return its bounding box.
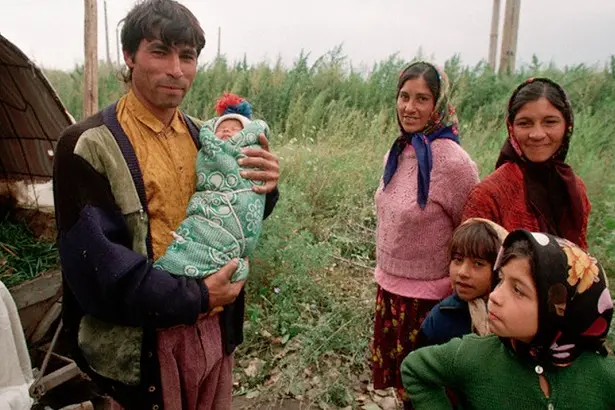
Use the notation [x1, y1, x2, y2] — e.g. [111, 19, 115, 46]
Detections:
[116, 90, 198, 260]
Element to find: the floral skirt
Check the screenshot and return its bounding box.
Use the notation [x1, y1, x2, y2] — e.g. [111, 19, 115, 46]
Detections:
[371, 285, 438, 402]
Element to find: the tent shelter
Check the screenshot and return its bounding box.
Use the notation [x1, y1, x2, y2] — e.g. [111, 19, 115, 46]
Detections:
[0, 33, 87, 406]
[0, 32, 73, 210]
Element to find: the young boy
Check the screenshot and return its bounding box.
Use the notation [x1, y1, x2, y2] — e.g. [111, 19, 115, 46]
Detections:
[154, 93, 270, 282]
[402, 230, 615, 409]
[419, 218, 508, 346]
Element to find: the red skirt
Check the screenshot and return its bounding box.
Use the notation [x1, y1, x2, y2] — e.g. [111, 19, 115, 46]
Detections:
[371, 285, 438, 401]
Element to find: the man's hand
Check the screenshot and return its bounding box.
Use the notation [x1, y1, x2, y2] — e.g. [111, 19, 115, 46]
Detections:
[238, 133, 279, 194]
[203, 259, 246, 309]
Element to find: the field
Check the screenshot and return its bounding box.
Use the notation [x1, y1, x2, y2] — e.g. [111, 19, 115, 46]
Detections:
[33, 51, 615, 408]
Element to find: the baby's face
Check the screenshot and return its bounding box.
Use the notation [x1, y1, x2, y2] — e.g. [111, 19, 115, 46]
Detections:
[215, 119, 243, 141]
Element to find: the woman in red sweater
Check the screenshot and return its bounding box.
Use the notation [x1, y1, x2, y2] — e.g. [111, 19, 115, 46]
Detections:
[462, 78, 591, 249]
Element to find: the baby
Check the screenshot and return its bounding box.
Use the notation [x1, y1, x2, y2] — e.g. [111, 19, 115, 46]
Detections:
[154, 93, 270, 282]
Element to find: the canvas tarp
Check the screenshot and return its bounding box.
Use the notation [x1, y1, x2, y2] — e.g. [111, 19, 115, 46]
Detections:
[0, 33, 73, 182]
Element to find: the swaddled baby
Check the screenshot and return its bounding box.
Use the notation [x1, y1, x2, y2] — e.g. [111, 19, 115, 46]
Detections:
[154, 93, 270, 282]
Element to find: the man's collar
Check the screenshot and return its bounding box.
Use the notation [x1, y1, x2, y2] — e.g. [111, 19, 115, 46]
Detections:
[125, 89, 185, 134]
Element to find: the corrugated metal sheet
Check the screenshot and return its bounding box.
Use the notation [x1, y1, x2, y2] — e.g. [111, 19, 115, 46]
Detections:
[0, 33, 73, 181]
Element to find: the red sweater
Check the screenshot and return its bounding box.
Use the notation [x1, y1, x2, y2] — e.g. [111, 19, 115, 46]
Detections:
[461, 162, 591, 250]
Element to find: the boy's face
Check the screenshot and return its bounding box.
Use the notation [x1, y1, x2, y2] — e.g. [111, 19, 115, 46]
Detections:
[449, 255, 493, 301]
[487, 257, 538, 343]
[215, 119, 243, 141]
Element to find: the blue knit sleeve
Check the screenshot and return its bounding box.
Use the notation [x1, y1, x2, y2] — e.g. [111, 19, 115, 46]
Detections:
[58, 204, 208, 328]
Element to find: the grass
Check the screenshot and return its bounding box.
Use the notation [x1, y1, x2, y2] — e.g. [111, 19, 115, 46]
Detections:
[31, 51, 615, 406]
[0, 216, 58, 287]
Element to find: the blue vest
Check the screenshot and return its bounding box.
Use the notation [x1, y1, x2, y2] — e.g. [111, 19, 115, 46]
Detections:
[421, 293, 472, 346]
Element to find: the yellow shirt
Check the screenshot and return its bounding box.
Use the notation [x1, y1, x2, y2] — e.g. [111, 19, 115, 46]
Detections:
[116, 90, 198, 260]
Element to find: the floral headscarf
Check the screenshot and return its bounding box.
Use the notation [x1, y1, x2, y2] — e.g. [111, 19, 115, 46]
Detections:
[495, 229, 613, 368]
[495, 78, 585, 247]
[382, 61, 460, 209]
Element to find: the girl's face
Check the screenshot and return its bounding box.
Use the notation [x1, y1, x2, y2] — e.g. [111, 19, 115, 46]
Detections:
[396, 77, 435, 133]
[487, 257, 539, 343]
[512, 97, 567, 162]
[449, 255, 493, 301]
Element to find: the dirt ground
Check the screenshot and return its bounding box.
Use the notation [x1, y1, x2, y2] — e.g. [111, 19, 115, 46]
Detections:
[34, 377, 397, 410]
[35, 386, 317, 410]
[232, 397, 309, 410]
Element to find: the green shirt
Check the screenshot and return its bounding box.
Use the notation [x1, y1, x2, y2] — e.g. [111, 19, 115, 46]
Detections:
[401, 334, 615, 409]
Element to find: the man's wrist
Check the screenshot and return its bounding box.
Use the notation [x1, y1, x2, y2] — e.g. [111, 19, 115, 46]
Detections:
[198, 280, 210, 312]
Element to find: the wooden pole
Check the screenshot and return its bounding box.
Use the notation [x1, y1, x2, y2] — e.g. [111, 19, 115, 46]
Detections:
[508, 0, 521, 72]
[104, 0, 111, 65]
[499, 0, 512, 74]
[499, 0, 521, 74]
[84, 0, 98, 117]
[217, 26, 221, 59]
[116, 24, 120, 66]
[488, 0, 501, 70]
[116, 20, 123, 66]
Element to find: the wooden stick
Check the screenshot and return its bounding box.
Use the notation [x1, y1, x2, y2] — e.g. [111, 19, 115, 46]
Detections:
[508, 0, 521, 72]
[350, 222, 375, 235]
[331, 255, 374, 271]
[58, 401, 95, 410]
[499, 0, 521, 74]
[488, 0, 501, 70]
[84, 0, 99, 117]
[103, 0, 111, 65]
[0, 242, 17, 257]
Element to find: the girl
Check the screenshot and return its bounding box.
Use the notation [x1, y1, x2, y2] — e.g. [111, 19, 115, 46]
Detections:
[401, 229, 615, 409]
[371, 61, 479, 406]
[462, 78, 591, 249]
[419, 218, 508, 346]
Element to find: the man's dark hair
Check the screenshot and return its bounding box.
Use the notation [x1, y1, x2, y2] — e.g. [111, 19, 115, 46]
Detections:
[120, 0, 206, 82]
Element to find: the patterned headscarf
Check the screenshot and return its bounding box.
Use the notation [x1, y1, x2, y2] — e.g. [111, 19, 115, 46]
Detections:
[495, 229, 613, 368]
[382, 61, 460, 209]
[495, 78, 585, 247]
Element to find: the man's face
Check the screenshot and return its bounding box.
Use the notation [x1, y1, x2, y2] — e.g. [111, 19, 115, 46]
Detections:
[124, 38, 198, 116]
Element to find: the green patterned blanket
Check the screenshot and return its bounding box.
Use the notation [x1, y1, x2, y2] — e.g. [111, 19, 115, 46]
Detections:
[153, 118, 269, 282]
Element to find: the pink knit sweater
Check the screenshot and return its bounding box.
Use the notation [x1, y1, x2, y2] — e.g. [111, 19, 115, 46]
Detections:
[374, 139, 479, 300]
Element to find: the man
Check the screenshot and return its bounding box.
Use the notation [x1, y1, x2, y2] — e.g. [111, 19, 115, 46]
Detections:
[52, 1, 280, 408]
